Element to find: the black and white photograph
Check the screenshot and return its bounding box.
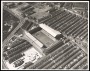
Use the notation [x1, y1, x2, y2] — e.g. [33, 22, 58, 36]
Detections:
[1, 1, 89, 70]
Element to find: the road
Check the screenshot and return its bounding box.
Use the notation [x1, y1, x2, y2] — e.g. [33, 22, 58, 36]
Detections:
[3, 6, 25, 47]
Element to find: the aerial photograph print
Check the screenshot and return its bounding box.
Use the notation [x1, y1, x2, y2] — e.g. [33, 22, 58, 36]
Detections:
[1, 0, 89, 70]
